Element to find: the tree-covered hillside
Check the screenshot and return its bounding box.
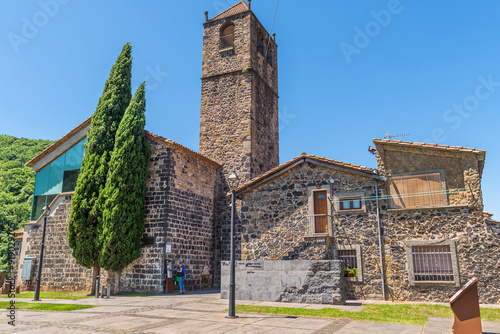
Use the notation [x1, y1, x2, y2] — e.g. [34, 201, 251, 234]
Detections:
[0, 135, 53, 271]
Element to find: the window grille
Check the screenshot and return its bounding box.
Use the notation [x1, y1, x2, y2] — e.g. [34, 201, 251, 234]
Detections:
[338, 249, 357, 276]
[411, 245, 454, 282]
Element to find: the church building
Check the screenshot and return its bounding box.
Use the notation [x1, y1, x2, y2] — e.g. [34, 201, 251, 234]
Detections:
[14, 1, 500, 304]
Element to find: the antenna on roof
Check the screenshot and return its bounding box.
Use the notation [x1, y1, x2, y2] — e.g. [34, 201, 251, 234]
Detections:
[384, 131, 410, 140]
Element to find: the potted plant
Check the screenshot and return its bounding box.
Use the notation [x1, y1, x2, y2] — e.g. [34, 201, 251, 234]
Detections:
[344, 266, 358, 278]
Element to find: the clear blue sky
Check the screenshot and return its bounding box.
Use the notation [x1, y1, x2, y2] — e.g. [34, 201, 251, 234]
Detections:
[1, 1, 499, 217]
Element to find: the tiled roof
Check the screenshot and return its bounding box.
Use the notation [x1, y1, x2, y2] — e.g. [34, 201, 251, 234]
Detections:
[145, 131, 220, 168]
[25, 116, 92, 168]
[26, 116, 220, 170]
[233, 153, 374, 195]
[210, 1, 250, 21]
[373, 138, 486, 156]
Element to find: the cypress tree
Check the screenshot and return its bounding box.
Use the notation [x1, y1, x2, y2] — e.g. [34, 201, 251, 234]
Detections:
[67, 43, 132, 293]
[98, 82, 150, 294]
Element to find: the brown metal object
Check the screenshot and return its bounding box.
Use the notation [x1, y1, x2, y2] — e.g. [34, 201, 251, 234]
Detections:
[165, 260, 174, 294]
[450, 277, 482, 334]
[0, 270, 6, 288]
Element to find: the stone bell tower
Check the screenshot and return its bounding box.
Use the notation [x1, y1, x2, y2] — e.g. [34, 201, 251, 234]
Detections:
[199, 0, 279, 184]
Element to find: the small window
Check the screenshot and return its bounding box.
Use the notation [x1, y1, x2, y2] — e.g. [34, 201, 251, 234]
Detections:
[339, 197, 362, 211]
[411, 245, 454, 282]
[339, 249, 357, 277]
[62, 169, 80, 193]
[220, 24, 235, 51]
[336, 245, 363, 282]
[31, 194, 57, 220]
[388, 172, 445, 209]
[142, 236, 155, 246]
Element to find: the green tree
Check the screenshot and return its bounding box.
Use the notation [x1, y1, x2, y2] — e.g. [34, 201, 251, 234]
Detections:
[98, 82, 150, 294]
[67, 43, 132, 293]
[0, 135, 53, 272]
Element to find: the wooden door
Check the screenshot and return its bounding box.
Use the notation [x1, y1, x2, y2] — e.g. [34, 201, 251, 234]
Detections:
[314, 190, 328, 233]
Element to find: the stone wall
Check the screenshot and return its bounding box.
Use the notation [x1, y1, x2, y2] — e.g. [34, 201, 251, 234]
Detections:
[19, 138, 218, 294]
[201, 13, 251, 79]
[199, 12, 279, 181]
[383, 208, 500, 304]
[22, 195, 93, 291]
[251, 71, 279, 177]
[237, 161, 384, 299]
[234, 151, 500, 304]
[200, 11, 280, 287]
[374, 141, 498, 303]
[119, 140, 218, 293]
[221, 260, 345, 305]
[10, 237, 22, 285]
[375, 143, 484, 208]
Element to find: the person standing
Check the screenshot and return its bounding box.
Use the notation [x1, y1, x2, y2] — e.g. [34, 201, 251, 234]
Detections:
[177, 262, 186, 294]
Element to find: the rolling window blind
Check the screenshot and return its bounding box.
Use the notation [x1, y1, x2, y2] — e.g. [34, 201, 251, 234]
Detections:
[389, 173, 444, 209]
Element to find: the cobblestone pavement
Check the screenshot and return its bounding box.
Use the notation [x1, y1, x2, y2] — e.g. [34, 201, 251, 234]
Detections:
[1, 290, 499, 333]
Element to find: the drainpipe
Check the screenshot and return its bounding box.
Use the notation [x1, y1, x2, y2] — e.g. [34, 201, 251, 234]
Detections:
[375, 180, 386, 301]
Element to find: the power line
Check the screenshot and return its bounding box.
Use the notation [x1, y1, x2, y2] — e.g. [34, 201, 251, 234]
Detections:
[264, 0, 279, 59]
[338, 188, 469, 202]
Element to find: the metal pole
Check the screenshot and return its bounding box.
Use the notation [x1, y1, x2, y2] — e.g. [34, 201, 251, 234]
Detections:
[227, 189, 236, 318]
[33, 215, 47, 301]
[95, 275, 100, 298]
[375, 181, 386, 300]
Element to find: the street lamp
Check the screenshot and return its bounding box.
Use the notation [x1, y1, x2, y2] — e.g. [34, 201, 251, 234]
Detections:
[227, 171, 239, 318]
[34, 204, 50, 301]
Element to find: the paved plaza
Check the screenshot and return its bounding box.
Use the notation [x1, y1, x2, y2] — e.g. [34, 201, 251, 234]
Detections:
[1, 290, 499, 333]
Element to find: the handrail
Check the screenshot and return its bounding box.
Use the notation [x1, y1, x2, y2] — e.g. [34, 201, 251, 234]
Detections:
[274, 214, 333, 260]
[274, 236, 305, 261]
[258, 215, 308, 260]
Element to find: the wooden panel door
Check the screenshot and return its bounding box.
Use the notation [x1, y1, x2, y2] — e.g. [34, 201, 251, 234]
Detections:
[314, 190, 328, 233]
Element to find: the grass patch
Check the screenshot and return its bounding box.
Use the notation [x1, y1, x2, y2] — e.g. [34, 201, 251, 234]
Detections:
[481, 307, 500, 322]
[0, 301, 96, 311]
[234, 304, 500, 325]
[0, 291, 91, 300]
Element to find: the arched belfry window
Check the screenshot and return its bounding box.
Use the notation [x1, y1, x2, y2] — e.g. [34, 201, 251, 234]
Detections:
[220, 23, 235, 51]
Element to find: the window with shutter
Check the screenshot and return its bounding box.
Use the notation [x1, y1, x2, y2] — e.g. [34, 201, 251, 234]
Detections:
[388, 172, 445, 209]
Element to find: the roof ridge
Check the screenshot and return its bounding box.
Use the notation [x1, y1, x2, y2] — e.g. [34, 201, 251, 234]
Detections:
[25, 116, 92, 168]
[144, 131, 220, 168]
[373, 138, 485, 155]
[233, 153, 375, 195]
[210, 1, 249, 21]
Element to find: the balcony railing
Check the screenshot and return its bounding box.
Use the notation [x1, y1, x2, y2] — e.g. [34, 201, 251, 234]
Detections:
[306, 214, 333, 237]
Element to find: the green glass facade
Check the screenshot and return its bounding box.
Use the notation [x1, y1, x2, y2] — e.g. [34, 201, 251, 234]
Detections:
[31, 137, 86, 220]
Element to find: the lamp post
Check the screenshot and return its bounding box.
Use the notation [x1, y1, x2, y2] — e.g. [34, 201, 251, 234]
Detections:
[227, 171, 239, 318]
[34, 204, 50, 301]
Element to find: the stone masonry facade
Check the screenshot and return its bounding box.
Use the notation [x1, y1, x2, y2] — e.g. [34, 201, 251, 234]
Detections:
[22, 195, 93, 291]
[117, 137, 218, 293]
[234, 142, 500, 304]
[15, 2, 499, 305]
[199, 5, 280, 286]
[375, 140, 499, 304]
[18, 137, 218, 293]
